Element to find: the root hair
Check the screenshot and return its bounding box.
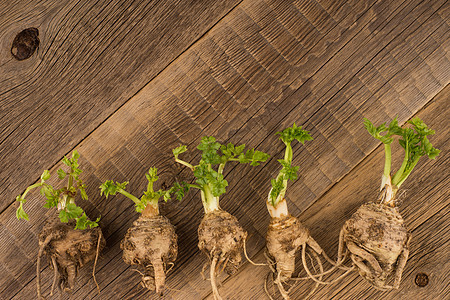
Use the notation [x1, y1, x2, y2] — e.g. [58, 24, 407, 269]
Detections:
[275, 268, 290, 300]
[243, 238, 267, 266]
[301, 245, 330, 285]
[210, 255, 223, 300]
[37, 234, 53, 300]
[93, 233, 101, 294]
[264, 272, 276, 300]
[263, 250, 277, 274]
[201, 262, 208, 281]
[50, 256, 58, 296]
[304, 249, 322, 299]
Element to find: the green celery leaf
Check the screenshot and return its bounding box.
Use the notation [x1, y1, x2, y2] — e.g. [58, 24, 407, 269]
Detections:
[364, 118, 395, 144]
[173, 145, 188, 157]
[59, 203, 84, 223]
[135, 201, 146, 213]
[234, 144, 246, 155]
[428, 147, 440, 159]
[79, 185, 88, 201]
[278, 160, 299, 181]
[238, 148, 253, 164]
[41, 170, 51, 181]
[277, 123, 313, 144]
[75, 213, 99, 230]
[238, 149, 270, 166]
[146, 167, 159, 182]
[16, 203, 29, 221]
[220, 143, 246, 162]
[171, 182, 189, 201]
[72, 150, 80, 161]
[197, 136, 221, 164]
[162, 190, 172, 202]
[210, 174, 228, 197]
[100, 180, 128, 198]
[57, 169, 66, 180]
[40, 185, 60, 208]
[250, 150, 270, 166]
[62, 156, 71, 167]
[270, 178, 284, 205]
[42, 189, 59, 208]
[220, 143, 235, 159]
[193, 164, 210, 186]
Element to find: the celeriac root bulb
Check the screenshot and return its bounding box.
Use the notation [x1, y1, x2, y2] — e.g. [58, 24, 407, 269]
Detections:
[338, 117, 439, 290]
[198, 209, 247, 275]
[172, 136, 269, 299]
[266, 214, 309, 282]
[198, 209, 247, 300]
[121, 214, 177, 295]
[15, 151, 105, 299]
[100, 168, 183, 296]
[38, 216, 105, 294]
[339, 201, 410, 289]
[264, 125, 355, 300]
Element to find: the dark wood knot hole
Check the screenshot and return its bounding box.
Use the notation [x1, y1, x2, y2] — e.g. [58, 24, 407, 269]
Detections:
[415, 272, 429, 287]
[11, 28, 40, 60]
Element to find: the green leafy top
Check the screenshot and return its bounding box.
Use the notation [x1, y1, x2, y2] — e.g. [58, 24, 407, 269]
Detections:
[364, 117, 440, 189]
[16, 150, 100, 230]
[100, 167, 184, 213]
[277, 123, 314, 145]
[269, 124, 312, 207]
[173, 136, 270, 209]
[364, 117, 402, 145]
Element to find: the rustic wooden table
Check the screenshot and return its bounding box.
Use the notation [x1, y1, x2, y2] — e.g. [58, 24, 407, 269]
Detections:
[0, 0, 448, 299]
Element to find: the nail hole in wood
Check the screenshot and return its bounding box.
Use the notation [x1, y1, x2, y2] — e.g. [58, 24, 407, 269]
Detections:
[415, 272, 429, 287]
[11, 28, 39, 60]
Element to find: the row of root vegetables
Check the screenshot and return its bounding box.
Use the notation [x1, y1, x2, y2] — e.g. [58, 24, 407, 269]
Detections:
[15, 117, 439, 300]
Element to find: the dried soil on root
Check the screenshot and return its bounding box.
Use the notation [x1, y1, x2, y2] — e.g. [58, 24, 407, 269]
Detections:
[121, 215, 177, 295]
[198, 209, 247, 274]
[38, 216, 105, 296]
[266, 215, 311, 282]
[198, 209, 247, 300]
[342, 202, 410, 289]
[265, 215, 354, 300]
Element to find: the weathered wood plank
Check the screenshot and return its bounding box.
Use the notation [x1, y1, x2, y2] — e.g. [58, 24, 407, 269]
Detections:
[0, 0, 242, 213]
[214, 84, 449, 300]
[0, 0, 448, 299]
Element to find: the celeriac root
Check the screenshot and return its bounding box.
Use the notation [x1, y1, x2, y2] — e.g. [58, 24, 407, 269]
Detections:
[37, 216, 105, 298]
[266, 214, 350, 299]
[50, 256, 58, 296]
[198, 209, 247, 300]
[264, 248, 323, 300]
[243, 237, 267, 266]
[210, 256, 222, 300]
[121, 214, 177, 296]
[266, 215, 307, 282]
[37, 234, 53, 299]
[338, 201, 410, 290]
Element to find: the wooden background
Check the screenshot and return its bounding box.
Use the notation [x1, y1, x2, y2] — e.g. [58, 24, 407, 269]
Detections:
[0, 0, 448, 299]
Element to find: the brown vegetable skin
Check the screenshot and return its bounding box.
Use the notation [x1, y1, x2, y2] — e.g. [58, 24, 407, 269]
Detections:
[198, 209, 247, 275]
[339, 202, 411, 290]
[38, 216, 105, 293]
[121, 214, 177, 295]
[266, 215, 311, 281]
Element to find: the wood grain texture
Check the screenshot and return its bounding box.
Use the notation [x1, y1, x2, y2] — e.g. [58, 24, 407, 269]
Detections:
[0, 0, 242, 213]
[0, 0, 448, 299]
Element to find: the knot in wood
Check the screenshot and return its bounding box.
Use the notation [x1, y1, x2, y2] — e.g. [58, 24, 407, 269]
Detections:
[415, 272, 429, 287]
[11, 28, 39, 60]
